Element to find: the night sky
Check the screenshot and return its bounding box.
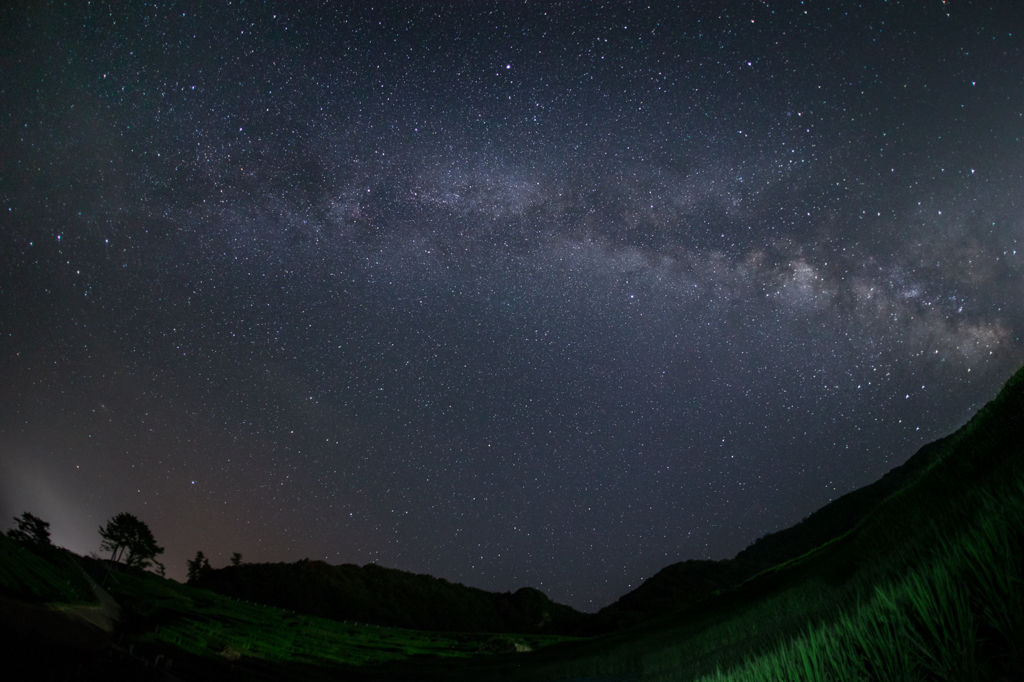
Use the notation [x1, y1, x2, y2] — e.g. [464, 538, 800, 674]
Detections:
[2, 1, 1024, 611]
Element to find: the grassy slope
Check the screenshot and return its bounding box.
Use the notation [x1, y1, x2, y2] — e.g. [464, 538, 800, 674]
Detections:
[596, 433, 951, 629]
[0, 533, 95, 604]
[0, 536, 116, 679]
[686, 477, 1024, 682]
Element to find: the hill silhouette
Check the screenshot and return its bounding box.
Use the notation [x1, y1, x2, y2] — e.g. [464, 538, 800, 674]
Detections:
[594, 364, 1024, 631]
[191, 558, 594, 635]
[594, 432, 953, 629]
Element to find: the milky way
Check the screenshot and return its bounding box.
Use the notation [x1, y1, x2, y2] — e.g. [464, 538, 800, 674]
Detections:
[2, 2, 1023, 610]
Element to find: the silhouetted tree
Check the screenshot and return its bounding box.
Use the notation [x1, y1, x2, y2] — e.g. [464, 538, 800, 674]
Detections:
[230, 552, 243, 566]
[99, 512, 164, 569]
[8, 512, 52, 549]
[187, 550, 211, 583]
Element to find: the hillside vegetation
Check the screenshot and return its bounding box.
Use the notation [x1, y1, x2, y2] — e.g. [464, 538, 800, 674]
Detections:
[0, 533, 94, 605]
[594, 431, 951, 629]
[192, 559, 592, 635]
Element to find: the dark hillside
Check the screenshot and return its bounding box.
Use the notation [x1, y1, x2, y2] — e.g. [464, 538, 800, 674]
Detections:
[731, 434, 950, 575]
[188, 409, 977, 636]
[192, 558, 594, 635]
[594, 435, 949, 628]
[594, 559, 745, 630]
[0, 532, 94, 604]
[596, 365, 1023, 628]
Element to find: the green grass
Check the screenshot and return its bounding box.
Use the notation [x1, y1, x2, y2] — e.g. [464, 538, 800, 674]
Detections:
[680, 477, 1024, 682]
[0, 533, 95, 604]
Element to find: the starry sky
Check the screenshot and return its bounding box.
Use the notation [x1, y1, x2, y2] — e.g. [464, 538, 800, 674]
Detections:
[2, 1, 1024, 611]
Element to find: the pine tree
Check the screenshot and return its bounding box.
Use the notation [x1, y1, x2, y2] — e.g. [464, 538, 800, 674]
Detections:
[8, 512, 52, 549]
[187, 550, 212, 583]
[98, 512, 164, 569]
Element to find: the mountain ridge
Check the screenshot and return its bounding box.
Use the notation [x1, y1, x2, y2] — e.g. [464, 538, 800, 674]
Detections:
[191, 557, 593, 635]
[592, 432, 952, 628]
[596, 364, 1024, 629]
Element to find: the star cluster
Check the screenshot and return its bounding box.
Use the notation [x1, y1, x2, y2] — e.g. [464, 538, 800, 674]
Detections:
[2, 2, 1023, 610]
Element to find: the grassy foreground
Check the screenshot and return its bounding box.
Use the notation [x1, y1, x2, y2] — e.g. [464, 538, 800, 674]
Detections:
[686, 476, 1024, 682]
[0, 532, 94, 604]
